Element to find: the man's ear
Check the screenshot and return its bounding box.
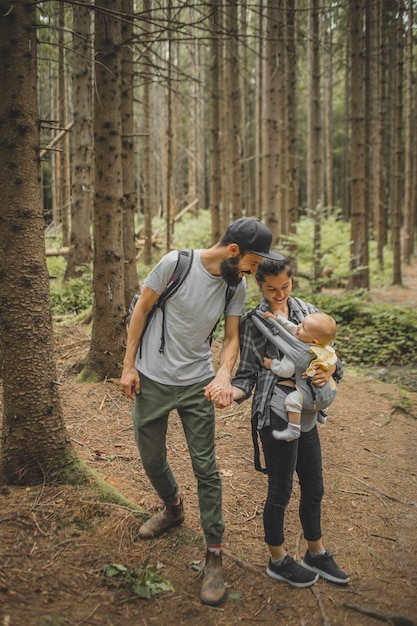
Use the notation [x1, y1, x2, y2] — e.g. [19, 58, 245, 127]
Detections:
[228, 243, 240, 257]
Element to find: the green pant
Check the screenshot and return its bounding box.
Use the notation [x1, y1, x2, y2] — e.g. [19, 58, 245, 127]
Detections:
[132, 373, 225, 547]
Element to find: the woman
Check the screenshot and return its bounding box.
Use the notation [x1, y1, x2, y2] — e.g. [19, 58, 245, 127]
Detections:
[230, 256, 349, 588]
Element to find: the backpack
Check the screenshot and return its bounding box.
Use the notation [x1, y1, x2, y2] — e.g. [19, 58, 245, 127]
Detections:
[129, 249, 237, 355]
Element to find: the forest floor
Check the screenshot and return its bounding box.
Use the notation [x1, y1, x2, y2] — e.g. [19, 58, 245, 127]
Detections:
[1, 262, 417, 626]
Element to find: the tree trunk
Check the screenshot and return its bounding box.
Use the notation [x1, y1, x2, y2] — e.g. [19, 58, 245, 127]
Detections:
[187, 6, 198, 214]
[64, 0, 93, 280]
[240, 0, 251, 216]
[285, 0, 298, 258]
[227, 0, 242, 221]
[121, 0, 139, 307]
[402, 1, 415, 264]
[348, 0, 369, 289]
[209, 0, 222, 243]
[307, 0, 323, 289]
[143, 0, 153, 265]
[341, 36, 351, 220]
[255, 0, 264, 219]
[263, 0, 281, 241]
[166, 5, 173, 250]
[368, 0, 383, 266]
[57, 2, 71, 247]
[0, 1, 74, 484]
[220, 9, 230, 228]
[323, 3, 333, 216]
[85, 0, 126, 380]
[276, 1, 286, 237]
[391, 1, 403, 286]
[376, 2, 390, 266]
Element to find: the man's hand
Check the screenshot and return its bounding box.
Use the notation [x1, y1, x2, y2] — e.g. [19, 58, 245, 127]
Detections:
[204, 372, 234, 409]
[120, 366, 140, 400]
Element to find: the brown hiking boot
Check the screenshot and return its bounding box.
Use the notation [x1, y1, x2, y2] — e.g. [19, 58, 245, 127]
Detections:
[138, 497, 184, 540]
[200, 549, 226, 606]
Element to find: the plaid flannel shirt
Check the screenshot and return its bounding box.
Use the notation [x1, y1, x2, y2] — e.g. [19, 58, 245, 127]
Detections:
[232, 296, 343, 431]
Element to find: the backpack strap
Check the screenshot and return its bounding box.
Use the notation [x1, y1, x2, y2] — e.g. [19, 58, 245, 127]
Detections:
[129, 249, 194, 357]
[207, 282, 238, 345]
[158, 249, 194, 353]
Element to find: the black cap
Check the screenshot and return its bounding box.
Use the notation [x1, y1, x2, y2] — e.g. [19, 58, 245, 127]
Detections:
[226, 217, 281, 260]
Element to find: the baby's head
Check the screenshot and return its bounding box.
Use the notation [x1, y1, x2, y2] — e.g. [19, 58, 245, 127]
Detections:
[295, 312, 337, 346]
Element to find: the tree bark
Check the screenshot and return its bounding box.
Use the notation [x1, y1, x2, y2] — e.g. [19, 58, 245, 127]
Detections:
[285, 0, 298, 259]
[255, 0, 264, 219]
[227, 0, 242, 221]
[348, 0, 369, 289]
[263, 0, 281, 241]
[307, 0, 323, 289]
[402, 1, 415, 263]
[85, 0, 126, 379]
[0, 1, 74, 484]
[121, 0, 139, 306]
[209, 0, 222, 243]
[64, 0, 93, 280]
[391, 0, 403, 286]
[57, 2, 71, 247]
[142, 0, 153, 265]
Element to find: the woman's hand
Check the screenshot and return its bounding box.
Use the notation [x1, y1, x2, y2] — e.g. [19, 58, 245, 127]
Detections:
[304, 364, 336, 387]
[263, 356, 272, 369]
[204, 376, 245, 409]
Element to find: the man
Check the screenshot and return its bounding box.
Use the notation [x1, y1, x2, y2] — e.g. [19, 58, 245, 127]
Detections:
[120, 217, 278, 606]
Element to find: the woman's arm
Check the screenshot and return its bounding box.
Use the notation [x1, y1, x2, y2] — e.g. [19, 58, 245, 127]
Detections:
[231, 314, 264, 401]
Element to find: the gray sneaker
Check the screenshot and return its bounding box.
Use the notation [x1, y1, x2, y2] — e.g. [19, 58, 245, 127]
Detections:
[266, 555, 318, 588]
[301, 550, 350, 584]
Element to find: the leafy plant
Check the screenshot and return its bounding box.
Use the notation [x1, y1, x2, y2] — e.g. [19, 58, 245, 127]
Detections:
[391, 391, 417, 418]
[102, 560, 174, 599]
[50, 269, 93, 316]
[284, 214, 394, 289]
[295, 292, 417, 367]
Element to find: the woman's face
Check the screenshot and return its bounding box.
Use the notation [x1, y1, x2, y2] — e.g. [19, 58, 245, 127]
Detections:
[259, 272, 293, 309]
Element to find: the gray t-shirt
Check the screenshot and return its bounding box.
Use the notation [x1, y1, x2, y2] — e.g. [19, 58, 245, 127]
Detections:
[136, 249, 246, 385]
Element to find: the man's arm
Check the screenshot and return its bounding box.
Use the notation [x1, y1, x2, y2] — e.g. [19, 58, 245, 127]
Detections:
[120, 285, 159, 400]
[204, 314, 240, 407]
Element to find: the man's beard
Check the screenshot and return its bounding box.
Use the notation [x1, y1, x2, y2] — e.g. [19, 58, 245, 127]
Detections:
[220, 257, 246, 286]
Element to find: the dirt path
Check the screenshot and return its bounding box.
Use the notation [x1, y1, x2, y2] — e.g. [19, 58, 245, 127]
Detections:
[1, 260, 417, 626]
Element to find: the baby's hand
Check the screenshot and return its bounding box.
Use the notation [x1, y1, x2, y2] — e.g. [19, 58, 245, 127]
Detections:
[263, 312, 275, 320]
[263, 357, 272, 369]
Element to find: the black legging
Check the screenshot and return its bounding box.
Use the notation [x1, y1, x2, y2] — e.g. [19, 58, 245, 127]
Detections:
[259, 412, 324, 547]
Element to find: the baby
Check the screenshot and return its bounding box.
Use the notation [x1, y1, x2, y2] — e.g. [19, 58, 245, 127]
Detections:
[263, 312, 338, 442]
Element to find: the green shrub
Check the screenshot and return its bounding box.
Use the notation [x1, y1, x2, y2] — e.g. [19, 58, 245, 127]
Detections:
[294, 290, 417, 367]
[284, 214, 394, 289]
[50, 270, 93, 316]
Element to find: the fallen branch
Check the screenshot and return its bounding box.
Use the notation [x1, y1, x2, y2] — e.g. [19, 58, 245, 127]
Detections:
[46, 247, 70, 257]
[222, 548, 260, 575]
[40, 121, 74, 158]
[344, 601, 416, 626]
[135, 199, 199, 253]
[311, 586, 331, 626]
[349, 476, 404, 505]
